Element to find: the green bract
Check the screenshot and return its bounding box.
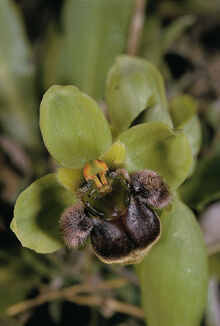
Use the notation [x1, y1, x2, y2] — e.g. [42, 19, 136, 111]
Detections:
[11, 83, 193, 253]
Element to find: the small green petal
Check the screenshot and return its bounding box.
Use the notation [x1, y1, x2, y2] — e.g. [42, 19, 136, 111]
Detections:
[11, 174, 76, 253]
[40, 85, 112, 168]
[117, 122, 193, 190]
[56, 167, 83, 192]
[100, 140, 126, 168]
[106, 55, 172, 134]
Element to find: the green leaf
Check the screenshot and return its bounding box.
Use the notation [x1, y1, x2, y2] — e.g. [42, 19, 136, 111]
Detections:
[40, 85, 112, 168]
[117, 122, 192, 190]
[100, 140, 126, 168]
[137, 200, 208, 326]
[106, 55, 173, 134]
[0, 0, 40, 149]
[11, 174, 76, 253]
[43, 0, 134, 99]
[179, 154, 220, 211]
[170, 95, 202, 160]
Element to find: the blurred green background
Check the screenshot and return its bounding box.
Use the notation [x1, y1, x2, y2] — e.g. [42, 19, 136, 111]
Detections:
[0, 0, 220, 325]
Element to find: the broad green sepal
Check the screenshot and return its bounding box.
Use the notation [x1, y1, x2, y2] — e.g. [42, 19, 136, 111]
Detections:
[170, 94, 202, 161]
[100, 140, 126, 168]
[56, 168, 83, 192]
[137, 200, 208, 326]
[117, 122, 193, 190]
[11, 174, 76, 253]
[40, 85, 112, 168]
[106, 55, 173, 134]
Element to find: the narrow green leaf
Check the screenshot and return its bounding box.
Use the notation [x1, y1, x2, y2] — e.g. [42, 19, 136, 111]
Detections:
[106, 55, 173, 134]
[160, 15, 196, 56]
[141, 15, 195, 67]
[40, 85, 112, 168]
[42, 25, 63, 90]
[140, 16, 162, 66]
[117, 122, 192, 190]
[137, 200, 208, 326]
[11, 174, 76, 253]
[0, 0, 39, 149]
[179, 154, 220, 211]
[61, 0, 135, 99]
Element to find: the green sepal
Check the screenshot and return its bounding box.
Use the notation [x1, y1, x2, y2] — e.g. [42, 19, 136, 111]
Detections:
[11, 174, 77, 253]
[40, 85, 112, 168]
[117, 122, 193, 190]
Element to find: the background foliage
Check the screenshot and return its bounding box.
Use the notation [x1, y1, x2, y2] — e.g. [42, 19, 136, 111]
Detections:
[0, 0, 220, 325]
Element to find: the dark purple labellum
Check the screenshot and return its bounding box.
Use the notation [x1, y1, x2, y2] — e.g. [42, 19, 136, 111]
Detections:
[91, 198, 161, 264]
